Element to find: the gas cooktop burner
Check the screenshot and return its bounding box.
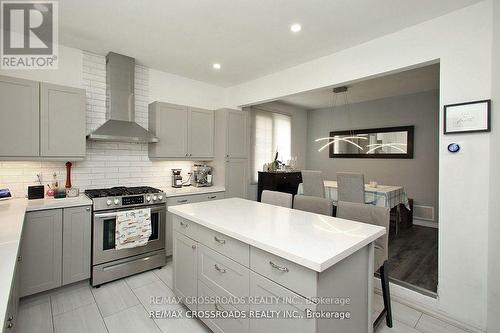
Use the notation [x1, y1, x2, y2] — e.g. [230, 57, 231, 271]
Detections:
[85, 186, 162, 199]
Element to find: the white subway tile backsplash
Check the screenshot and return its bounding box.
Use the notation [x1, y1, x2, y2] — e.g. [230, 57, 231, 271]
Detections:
[0, 51, 197, 197]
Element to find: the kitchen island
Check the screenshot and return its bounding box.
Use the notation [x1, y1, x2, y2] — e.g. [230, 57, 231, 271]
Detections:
[168, 198, 385, 333]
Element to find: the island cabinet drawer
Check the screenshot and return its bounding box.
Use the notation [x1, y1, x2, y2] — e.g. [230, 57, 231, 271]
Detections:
[172, 215, 198, 239]
[196, 192, 225, 202]
[198, 244, 249, 306]
[198, 280, 250, 333]
[197, 225, 249, 267]
[250, 247, 317, 299]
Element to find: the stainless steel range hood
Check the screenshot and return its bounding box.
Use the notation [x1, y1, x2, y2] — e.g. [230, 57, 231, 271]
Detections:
[86, 52, 158, 143]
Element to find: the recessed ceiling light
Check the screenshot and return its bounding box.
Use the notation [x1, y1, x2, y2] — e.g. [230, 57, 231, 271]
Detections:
[212, 63, 221, 70]
[290, 24, 302, 32]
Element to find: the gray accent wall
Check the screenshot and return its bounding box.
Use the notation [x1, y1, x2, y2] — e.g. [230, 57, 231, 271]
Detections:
[306, 90, 439, 221]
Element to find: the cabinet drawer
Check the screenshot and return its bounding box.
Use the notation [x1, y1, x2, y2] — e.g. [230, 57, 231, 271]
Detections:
[167, 195, 197, 206]
[198, 280, 249, 333]
[196, 192, 225, 202]
[198, 244, 249, 307]
[250, 247, 317, 299]
[172, 216, 198, 239]
[198, 224, 249, 267]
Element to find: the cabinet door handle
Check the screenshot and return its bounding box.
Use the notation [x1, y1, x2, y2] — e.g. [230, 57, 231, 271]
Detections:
[214, 264, 226, 273]
[214, 236, 226, 244]
[7, 316, 13, 322]
[177, 199, 188, 203]
[179, 221, 189, 228]
[86, 207, 91, 211]
[7, 323, 13, 329]
[208, 195, 217, 199]
[192, 245, 196, 249]
[215, 303, 224, 311]
[17, 256, 21, 262]
[269, 261, 289, 272]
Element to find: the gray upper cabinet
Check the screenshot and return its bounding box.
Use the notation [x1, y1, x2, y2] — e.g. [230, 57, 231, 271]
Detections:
[149, 102, 214, 159]
[226, 109, 247, 159]
[19, 209, 63, 298]
[0, 75, 86, 160]
[40, 83, 86, 158]
[149, 102, 188, 158]
[0, 75, 39, 157]
[62, 206, 91, 285]
[188, 107, 214, 158]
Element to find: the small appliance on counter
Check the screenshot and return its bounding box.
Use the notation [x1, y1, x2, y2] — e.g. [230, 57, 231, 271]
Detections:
[171, 169, 183, 188]
[191, 164, 213, 187]
[28, 185, 45, 200]
[0, 188, 12, 200]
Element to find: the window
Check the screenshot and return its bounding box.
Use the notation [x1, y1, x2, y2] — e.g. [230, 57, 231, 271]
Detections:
[250, 108, 291, 183]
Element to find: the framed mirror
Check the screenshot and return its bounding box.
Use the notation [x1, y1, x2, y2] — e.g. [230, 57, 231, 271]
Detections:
[328, 126, 414, 159]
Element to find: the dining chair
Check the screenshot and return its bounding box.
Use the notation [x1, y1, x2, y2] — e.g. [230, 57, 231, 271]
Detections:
[261, 190, 293, 208]
[301, 170, 326, 198]
[336, 201, 392, 328]
[293, 195, 333, 216]
[337, 172, 367, 203]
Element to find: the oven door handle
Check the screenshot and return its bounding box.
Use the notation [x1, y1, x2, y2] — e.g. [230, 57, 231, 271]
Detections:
[94, 212, 119, 218]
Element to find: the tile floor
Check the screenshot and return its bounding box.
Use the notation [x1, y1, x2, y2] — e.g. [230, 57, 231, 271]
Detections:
[16, 259, 470, 333]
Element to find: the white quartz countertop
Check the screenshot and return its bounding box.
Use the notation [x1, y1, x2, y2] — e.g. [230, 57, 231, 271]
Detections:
[162, 186, 225, 197]
[0, 194, 92, 322]
[168, 198, 385, 272]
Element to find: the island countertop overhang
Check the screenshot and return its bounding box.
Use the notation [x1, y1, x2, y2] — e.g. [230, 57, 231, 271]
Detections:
[168, 198, 385, 272]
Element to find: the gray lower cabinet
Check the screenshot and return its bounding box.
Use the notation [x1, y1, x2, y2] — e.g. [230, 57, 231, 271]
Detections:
[3, 256, 20, 333]
[40, 83, 86, 158]
[19, 209, 63, 298]
[0, 75, 39, 157]
[249, 272, 316, 333]
[20, 206, 91, 298]
[165, 191, 225, 255]
[173, 231, 198, 311]
[62, 206, 92, 284]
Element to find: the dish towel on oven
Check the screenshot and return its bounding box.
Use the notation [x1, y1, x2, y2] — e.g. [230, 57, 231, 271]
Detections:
[115, 208, 152, 250]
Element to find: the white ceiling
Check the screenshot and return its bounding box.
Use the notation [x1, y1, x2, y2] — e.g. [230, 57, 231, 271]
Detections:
[59, 0, 481, 87]
[277, 64, 440, 110]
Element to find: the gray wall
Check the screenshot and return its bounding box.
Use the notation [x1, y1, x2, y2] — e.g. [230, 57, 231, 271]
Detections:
[306, 90, 439, 221]
[488, 0, 500, 330]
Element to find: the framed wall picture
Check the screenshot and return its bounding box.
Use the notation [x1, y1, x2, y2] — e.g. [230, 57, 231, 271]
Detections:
[444, 100, 491, 134]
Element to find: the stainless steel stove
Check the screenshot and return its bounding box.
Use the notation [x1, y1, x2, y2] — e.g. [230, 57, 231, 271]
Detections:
[85, 186, 166, 287]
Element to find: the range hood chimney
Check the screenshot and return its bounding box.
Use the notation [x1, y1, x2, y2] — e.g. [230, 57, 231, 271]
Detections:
[86, 52, 158, 143]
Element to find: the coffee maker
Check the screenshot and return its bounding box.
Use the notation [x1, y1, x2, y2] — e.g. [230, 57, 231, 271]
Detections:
[171, 169, 183, 188]
[191, 164, 213, 187]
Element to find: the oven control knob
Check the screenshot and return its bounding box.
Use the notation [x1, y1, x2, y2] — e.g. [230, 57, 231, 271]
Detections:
[114, 198, 120, 205]
[146, 195, 151, 202]
[153, 195, 158, 201]
[106, 199, 112, 206]
[158, 195, 163, 201]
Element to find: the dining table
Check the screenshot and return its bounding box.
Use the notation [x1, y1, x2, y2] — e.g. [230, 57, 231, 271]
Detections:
[297, 180, 410, 235]
[297, 180, 409, 209]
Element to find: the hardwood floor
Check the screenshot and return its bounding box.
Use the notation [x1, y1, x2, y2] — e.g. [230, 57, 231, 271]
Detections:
[387, 225, 438, 293]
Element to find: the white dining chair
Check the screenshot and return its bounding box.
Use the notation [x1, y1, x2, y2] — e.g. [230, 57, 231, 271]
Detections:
[293, 195, 333, 216]
[337, 201, 392, 328]
[301, 170, 326, 198]
[261, 190, 293, 208]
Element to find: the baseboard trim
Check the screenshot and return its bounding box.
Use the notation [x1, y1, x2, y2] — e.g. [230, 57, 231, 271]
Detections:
[374, 278, 485, 333]
[413, 218, 439, 228]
